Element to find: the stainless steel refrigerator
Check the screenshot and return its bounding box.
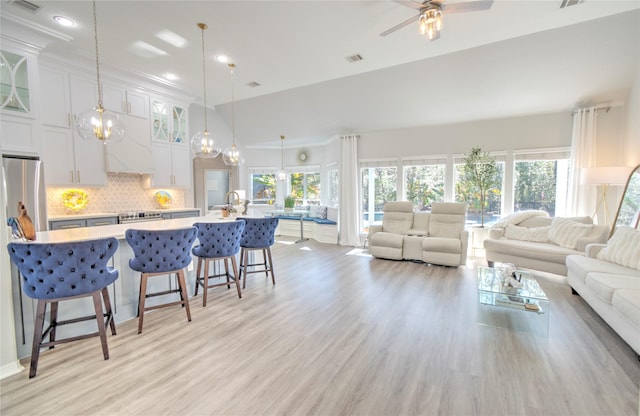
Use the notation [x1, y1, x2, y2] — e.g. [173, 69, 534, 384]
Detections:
[2, 154, 48, 358]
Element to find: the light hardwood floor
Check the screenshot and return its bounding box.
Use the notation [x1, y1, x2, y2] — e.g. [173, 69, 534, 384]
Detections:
[1, 239, 638, 415]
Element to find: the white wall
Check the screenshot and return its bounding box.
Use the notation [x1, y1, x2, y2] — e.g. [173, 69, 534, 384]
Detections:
[623, 66, 640, 167]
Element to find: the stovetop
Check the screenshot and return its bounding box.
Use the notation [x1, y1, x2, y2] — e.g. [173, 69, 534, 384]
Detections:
[117, 211, 163, 224]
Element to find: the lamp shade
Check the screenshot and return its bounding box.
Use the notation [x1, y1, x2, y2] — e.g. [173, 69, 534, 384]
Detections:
[580, 167, 631, 186]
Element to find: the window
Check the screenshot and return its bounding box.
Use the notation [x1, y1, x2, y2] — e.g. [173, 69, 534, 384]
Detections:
[289, 171, 320, 205]
[361, 165, 397, 232]
[403, 163, 445, 211]
[328, 164, 339, 207]
[514, 151, 570, 217]
[455, 160, 504, 226]
[250, 172, 276, 204]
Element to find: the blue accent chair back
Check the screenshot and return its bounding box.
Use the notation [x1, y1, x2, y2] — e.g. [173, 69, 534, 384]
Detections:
[125, 227, 197, 334]
[7, 237, 119, 378]
[126, 227, 197, 273]
[191, 220, 246, 305]
[238, 217, 279, 289]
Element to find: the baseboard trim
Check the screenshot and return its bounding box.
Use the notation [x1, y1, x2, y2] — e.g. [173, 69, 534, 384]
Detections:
[0, 360, 24, 380]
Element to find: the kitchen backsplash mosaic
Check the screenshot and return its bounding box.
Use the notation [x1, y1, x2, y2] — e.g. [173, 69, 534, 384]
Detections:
[46, 173, 185, 216]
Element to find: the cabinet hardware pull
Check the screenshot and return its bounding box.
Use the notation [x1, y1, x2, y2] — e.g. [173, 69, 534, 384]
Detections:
[67, 113, 71, 127]
[128, 102, 132, 113]
[91, 221, 111, 226]
[70, 171, 74, 182]
[60, 224, 81, 229]
[77, 170, 80, 183]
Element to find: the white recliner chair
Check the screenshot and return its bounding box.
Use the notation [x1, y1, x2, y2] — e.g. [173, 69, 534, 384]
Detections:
[368, 201, 414, 260]
[422, 202, 468, 267]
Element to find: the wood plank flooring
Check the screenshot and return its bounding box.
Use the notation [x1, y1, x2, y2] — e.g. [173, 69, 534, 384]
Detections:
[1, 238, 638, 415]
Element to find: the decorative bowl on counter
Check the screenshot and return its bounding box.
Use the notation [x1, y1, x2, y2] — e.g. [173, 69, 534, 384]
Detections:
[154, 191, 172, 208]
[61, 189, 88, 211]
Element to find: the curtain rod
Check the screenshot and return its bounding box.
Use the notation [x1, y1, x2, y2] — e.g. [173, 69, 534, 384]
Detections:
[572, 105, 611, 115]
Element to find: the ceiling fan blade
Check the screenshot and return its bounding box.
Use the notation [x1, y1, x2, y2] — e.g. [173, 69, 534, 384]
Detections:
[380, 13, 420, 37]
[443, 0, 493, 14]
[393, 0, 429, 10]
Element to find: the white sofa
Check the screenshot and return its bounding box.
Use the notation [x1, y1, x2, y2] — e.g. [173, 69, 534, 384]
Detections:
[484, 213, 609, 275]
[368, 202, 469, 267]
[566, 226, 640, 354]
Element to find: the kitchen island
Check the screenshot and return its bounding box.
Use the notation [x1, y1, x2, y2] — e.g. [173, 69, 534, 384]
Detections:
[9, 214, 250, 359]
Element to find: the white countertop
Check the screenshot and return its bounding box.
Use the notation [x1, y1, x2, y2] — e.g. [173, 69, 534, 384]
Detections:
[30, 214, 251, 243]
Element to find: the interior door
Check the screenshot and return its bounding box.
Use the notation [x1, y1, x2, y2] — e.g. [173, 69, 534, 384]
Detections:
[204, 170, 229, 213]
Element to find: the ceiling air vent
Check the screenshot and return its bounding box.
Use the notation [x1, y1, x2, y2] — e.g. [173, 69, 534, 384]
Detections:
[560, 0, 584, 8]
[246, 81, 261, 88]
[10, 0, 41, 12]
[346, 54, 363, 63]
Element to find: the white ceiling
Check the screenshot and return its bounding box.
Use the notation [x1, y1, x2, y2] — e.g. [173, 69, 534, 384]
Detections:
[2, 0, 639, 148]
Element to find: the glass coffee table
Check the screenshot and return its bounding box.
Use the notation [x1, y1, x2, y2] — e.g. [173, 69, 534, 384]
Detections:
[477, 266, 550, 336]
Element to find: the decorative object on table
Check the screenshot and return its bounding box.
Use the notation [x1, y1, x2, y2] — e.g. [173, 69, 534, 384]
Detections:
[154, 190, 173, 208]
[16, 201, 36, 240]
[75, 1, 125, 144]
[7, 217, 25, 239]
[284, 195, 295, 211]
[461, 146, 498, 227]
[61, 189, 88, 211]
[190, 22, 221, 158]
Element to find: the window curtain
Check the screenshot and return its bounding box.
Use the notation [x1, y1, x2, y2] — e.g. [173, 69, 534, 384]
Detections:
[339, 134, 361, 246]
[567, 107, 597, 217]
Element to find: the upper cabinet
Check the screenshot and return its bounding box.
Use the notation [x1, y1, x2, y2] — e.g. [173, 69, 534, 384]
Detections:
[151, 98, 187, 144]
[102, 81, 149, 119]
[39, 65, 107, 186]
[1, 46, 40, 155]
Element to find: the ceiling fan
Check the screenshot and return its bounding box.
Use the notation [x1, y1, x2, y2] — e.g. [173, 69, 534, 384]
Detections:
[380, 0, 494, 40]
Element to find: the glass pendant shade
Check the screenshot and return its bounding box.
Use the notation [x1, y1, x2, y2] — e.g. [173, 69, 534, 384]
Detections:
[222, 144, 244, 166]
[76, 105, 125, 143]
[191, 130, 220, 158]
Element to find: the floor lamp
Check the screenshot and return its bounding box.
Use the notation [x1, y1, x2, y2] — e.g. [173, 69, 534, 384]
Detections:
[580, 167, 630, 225]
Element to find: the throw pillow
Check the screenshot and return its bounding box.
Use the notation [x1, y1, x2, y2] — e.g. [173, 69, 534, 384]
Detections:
[597, 226, 640, 270]
[547, 217, 593, 249]
[504, 225, 550, 242]
[317, 205, 328, 219]
[308, 205, 320, 218]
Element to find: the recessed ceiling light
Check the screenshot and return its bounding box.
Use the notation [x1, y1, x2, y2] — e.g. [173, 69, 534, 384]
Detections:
[216, 55, 230, 63]
[53, 16, 76, 27]
[164, 73, 178, 81]
[129, 41, 168, 58]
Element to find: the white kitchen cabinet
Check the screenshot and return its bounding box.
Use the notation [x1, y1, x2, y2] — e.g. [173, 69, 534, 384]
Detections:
[42, 125, 107, 186]
[150, 141, 190, 188]
[102, 82, 149, 118]
[39, 66, 71, 128]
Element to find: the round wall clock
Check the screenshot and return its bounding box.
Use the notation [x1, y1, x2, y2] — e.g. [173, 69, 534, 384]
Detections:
[299, 151, 308, 162]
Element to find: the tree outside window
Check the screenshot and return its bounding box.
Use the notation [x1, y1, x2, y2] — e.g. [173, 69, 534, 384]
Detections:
[290, 172, 320, 205]
[514, 160, 562, 216]
[404, 164, 445, 211]
[455, 161, 503, 226]
[329, 166, 339, 207]
[251, 173, 276, 204]
[361, 166, 397, 231]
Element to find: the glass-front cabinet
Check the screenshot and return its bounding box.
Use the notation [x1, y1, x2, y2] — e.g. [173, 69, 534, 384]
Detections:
[172, 105, 187, 143]
[0, 49, 30, 114]
[149, 97, 190, 188]
[152, 100, 169, 141]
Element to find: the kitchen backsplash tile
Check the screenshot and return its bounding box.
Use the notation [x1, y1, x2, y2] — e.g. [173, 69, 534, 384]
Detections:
[47, 173, 185, 216]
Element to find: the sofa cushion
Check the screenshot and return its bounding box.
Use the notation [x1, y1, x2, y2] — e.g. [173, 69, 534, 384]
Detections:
[585, 273, 640, 305]
[504, 225, 550, 242]
[612, 289, 640, 328]
[411, 212, 430, 235]
[548, 217, 593, 249]
[484, 238, 578, 265]
[566, 254, 640, 284]
[423, 237, 461, 254]
[597, 226, 640, 270]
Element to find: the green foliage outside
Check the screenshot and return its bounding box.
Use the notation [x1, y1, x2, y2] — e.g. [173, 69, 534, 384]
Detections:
[405, 165, 445, 210]
[458, 146, 500, 227]
[361, 167, 397, 213]
[290, 172, 320, 203]
[616, 168, 639, 227]
[252, 174, 276, 203]
[514, 160, 558, 215]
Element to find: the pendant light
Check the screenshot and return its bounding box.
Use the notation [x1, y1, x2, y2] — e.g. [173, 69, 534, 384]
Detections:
[222, 63, 244, 166]
[276, 135, 287, 181]
[76, 1, 125, 143]
[190, 22, 220, 158]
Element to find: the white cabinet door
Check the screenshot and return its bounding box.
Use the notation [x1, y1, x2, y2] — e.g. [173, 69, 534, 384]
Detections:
[73, 131, 107, 186]
[42, 125, 76, 185]
[101, 82, 126, 113]
[151, 141, 172, 187]
[171, 144, 191, 188]
[39, 66, 71, 128]
[126, 90, 149, 118]
[69, 75, 98, 119]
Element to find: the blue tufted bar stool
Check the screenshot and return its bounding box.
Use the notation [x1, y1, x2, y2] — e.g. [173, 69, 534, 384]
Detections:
[238, 217, 279, 289]
[125, 227, 197, 334]
[192, 220, 246, 306]
[6, 237, 119, 378]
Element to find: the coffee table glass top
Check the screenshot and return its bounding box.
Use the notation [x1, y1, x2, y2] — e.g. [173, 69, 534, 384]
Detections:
[477, 266, 548, 303]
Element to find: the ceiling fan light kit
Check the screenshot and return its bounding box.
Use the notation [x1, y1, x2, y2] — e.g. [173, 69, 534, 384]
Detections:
[419, 5, 443, 40]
